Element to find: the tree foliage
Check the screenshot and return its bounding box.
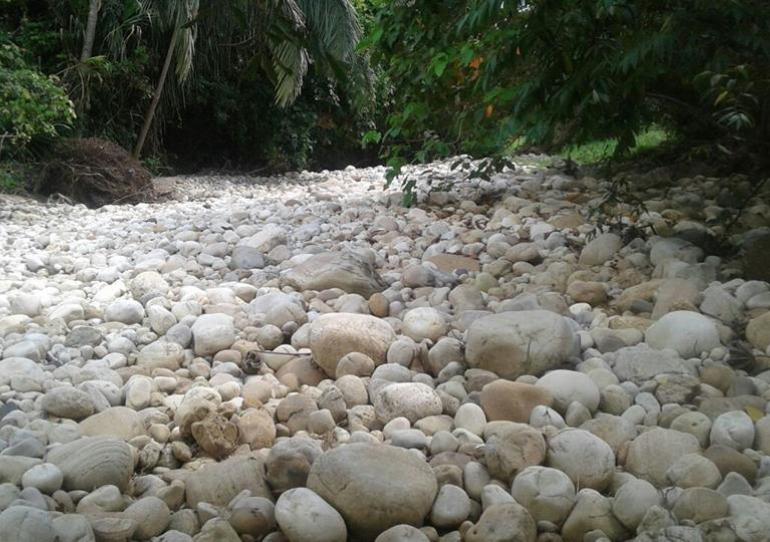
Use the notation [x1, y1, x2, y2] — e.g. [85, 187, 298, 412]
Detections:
[0, 0, 373, 170]
[0, 43, 75, 156]
[365, 0, 770, 186]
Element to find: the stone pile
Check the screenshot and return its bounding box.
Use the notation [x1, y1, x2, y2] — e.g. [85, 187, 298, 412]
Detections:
[0, 158, 768, 541]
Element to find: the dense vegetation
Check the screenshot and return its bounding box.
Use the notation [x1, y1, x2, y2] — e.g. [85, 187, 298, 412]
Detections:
[1, 0, 380, 177]
[366, 0, 770, 186]
[1, 0, 769, 197]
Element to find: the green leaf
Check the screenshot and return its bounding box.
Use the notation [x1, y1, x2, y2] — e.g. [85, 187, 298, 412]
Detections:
[362, 130, 381, 146]
[432, 52, 450, 77]
[714, 90, 730, 106]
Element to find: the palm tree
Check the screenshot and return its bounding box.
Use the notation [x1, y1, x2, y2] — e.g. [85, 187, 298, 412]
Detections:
[131, 0, 366, 158]
[270, 0, 363, 107]
[80, 0, 101, 62]
[133, 0, 199, 158]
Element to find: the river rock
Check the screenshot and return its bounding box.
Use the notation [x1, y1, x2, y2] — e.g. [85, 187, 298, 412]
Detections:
[310, 313, 396, 377]
[465, 311, 579, 379]
[485, 423, 547, 483]
[480, 380, 553, 422]
[79, 406, 146, 440]
[747, 312, 770, 352]
[625, 428, 701, 487]
[0, 506, 56, 542]
[535, 370, 600, 413]
[579, 233, 622, 266]
[546, 429, 615, 491]
[191, 313, 236, 356]
[275, 487, 347, 542]
[307, 443, 438, 540]
[511, 465, 576, 525]
[46, 437, 133, 492]
[105, 299, 145, 324]
[710, 410, 755, 450]
[182, 453, 271, 507]
[282, 251, 386, 297]
[645, 311, 721, 358]
[373, 382, 443, 423]
[41, 387, 94, 420]
[402, 307, 447, 342]
[464, 502, 536, 542]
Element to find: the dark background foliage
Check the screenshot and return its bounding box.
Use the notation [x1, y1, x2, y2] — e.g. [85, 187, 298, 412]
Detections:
[1, 0, 769, 196]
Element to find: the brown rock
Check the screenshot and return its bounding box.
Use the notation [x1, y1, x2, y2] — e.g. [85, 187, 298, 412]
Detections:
[265, 437, 323, 494]
[614, 279, 664, 312]
[368, 293, 390, 317]
[191, 415, 239, 458]
[700, 365, 735, 394]
[747, 312, 770, 351]
[425, 254, 480, 273]
[309, 313, 396, 377]
[234, 408, 276, 450]
[480, 380, 553, 423]
[242, 379, 272, 408]
[651, 279, 700, 319]
[485, 423, 546, 483]
[282, 251, 386, 297]
[275, 357, 325, 387]
[566, 281, 608, 305]
[275, 393, 318, 434]
[335, 352, 376, 378]
[79, 407, 146, 441]
[549, 213, 585, 230]
[703, 444, 757, 483]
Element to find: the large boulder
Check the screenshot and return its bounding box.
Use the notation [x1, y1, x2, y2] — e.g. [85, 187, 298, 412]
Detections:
[46, 437, 133, 492]
[609, 344, 692, 385]
[310, 313, 396, 377]
[579, 233, 622, 266]
[282, 251, 386, 297]
[307, 443, 438, 540]
[480, 380, 553, 423]
[180, 453, 271, 507]
[191, 314, 235, 356]
[645, 311, 720, 358]
[41, 387, 94, 420]
[79, 407, 146, 440]
[0, 506, 56, 542]
[373, 383, 443, 424]
[465, 311, 579, 379]
[136, 340, 185, 370]
[546, 429, 615, 492]
[511, 466, 576, 526]
[275, 488, 347, 542]
[625, 428, 701, 487]
[485, 423, 546, 483]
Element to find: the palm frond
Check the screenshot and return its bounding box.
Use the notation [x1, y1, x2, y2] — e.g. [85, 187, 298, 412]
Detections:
[271, 39, 310, 107]
[295, 0, 361, 63]
[102, 0, 153, 60]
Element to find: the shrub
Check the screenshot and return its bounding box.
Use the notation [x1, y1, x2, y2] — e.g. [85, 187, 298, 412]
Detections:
[0, 43, 75, 156]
